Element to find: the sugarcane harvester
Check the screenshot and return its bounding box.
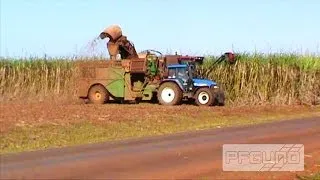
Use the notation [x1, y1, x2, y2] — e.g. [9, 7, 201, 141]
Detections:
[77, 25, 232, 106]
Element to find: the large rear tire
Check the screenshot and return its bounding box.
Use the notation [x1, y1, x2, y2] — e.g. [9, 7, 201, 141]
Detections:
[195, 87, 214, 106]
[157, 82, 183, 106]
[88, 85, 109, 104]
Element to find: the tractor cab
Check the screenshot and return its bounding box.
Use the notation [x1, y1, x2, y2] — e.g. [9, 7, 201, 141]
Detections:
[166, 64, 217, 92]
[167, 64, 190, 82]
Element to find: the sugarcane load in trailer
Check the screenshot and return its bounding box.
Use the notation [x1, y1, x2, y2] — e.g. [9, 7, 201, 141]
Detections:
[77, 25, 235, 106]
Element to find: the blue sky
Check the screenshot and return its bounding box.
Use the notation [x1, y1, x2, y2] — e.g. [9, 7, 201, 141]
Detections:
[1, 0, 319, 58]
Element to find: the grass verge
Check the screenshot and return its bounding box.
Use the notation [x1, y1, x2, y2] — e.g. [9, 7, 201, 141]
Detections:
[297, 172, 320, 180]
[1, 108, 319, 154]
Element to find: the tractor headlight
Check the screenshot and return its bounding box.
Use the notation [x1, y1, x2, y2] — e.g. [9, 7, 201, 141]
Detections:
[213, 85, 219, 89]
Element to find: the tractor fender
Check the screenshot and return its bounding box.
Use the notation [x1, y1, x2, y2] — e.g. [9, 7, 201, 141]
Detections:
[160, 79, 185, 92]
[193, 85, 221, 98]
[193, 86, 209, 92]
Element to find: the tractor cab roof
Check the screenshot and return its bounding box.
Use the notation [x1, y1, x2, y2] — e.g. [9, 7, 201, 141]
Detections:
[167, 64, 188, 69]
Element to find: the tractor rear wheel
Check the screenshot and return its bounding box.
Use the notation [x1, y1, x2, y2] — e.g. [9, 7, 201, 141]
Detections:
[88, 85, 109, 104]
[195, 88, 214, 106]
[157, 82, 183, 106]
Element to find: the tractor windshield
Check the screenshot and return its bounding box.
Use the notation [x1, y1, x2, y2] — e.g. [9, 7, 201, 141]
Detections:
[177, 68, 188, 81]
[168, 67, 189, 82]
[188, 64, 198, 78]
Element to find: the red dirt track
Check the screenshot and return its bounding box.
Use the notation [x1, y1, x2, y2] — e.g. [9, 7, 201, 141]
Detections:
[1, 117, 319, 179]
[1, 102, 319, 133]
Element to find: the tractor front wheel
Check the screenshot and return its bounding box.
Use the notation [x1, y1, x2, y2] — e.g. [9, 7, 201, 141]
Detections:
[195, 88, 214, 106]
[157, 82, 183, 106]
[88, 85, 109, 104]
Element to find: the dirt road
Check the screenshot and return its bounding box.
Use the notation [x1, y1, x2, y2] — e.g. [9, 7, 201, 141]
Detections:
[1, 117, 320, 179]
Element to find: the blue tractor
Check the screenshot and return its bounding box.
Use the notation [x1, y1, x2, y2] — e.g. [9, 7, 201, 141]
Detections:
[156, 53, 231, 106]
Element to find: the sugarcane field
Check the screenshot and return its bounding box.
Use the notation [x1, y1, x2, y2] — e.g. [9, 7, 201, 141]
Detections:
[1, 1, 320, 179]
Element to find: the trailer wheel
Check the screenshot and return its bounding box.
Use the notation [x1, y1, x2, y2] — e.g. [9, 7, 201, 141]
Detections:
[195, 88, 214, 106]
[157, 82, 182, 106]
[88, 85, 109, 104]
